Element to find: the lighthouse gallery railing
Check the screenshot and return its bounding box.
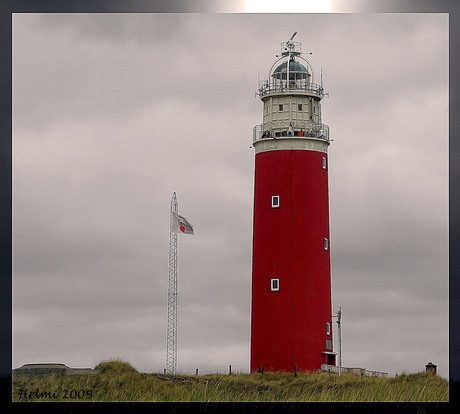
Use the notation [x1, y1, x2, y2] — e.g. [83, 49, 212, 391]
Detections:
[253, 123, 330, 143]
[258, 81, 324, 98]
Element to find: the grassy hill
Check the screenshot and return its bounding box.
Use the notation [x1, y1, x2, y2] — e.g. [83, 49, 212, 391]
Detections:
[12, 360, 449, 402]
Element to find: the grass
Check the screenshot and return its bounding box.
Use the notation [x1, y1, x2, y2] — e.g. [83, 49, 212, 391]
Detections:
[12, 360, 449, 402]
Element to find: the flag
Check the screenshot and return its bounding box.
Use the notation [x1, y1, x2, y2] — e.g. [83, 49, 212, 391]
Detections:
[171, 212, 194, 235]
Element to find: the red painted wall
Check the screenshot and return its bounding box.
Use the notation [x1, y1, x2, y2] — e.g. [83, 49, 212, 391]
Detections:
[250, 149, 334, 373]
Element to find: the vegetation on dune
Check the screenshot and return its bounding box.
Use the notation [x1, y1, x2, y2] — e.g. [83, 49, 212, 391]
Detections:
[94, 359, 138, 374]
[12, 360, 449, 402]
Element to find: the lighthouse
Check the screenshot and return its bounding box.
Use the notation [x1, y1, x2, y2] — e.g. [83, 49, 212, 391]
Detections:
[250, 34, 335, 373]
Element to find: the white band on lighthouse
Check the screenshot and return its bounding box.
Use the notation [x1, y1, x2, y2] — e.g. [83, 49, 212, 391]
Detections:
[253, 136, 329, 154]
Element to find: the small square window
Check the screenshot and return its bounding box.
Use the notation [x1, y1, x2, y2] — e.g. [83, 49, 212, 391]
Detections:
[271, 278, 279, 291]
[271, 195, 280, 208]
[298, 104, 303, 111]
[324, 238, 329, 251]
[326, 322, 331, 335]
[322, 157, 327, 170]
[279, 104, 283, 111]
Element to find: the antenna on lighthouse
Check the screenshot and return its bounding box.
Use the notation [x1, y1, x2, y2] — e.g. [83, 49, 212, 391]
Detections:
[287, 32, 297, 53]
[281, 32, 301, 58]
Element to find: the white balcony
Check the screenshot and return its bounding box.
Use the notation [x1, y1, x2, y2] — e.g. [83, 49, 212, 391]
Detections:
[253, 123, 330, 144]
[258, 80, 324, 99]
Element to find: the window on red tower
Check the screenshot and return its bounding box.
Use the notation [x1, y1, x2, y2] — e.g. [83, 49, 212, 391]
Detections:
[271, 195, 280, 208]
[271, 278, 279, 291]
[324, 238, 329, 251]
[322, 156, 327, 170]
[326, 322, 331, 335]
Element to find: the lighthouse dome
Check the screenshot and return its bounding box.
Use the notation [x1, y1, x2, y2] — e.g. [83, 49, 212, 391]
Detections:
[272, 59, 309, 80]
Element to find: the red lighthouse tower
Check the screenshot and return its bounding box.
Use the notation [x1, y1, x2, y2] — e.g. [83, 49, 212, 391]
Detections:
[251, 34, 335, 373]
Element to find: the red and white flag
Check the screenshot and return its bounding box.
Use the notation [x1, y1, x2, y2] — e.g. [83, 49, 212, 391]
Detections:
[171, 212, 194, 235]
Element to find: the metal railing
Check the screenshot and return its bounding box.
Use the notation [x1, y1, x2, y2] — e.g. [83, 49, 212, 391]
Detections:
[258, 80, 324, 98]
[253, 123, 330, 143]
[321, 364, 388, 378]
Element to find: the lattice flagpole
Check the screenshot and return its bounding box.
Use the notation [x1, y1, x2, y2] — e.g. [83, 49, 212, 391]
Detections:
[166, 192, 178, 375]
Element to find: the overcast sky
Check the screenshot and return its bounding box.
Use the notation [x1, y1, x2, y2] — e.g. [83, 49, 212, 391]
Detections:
[12, 12, 448, 379]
